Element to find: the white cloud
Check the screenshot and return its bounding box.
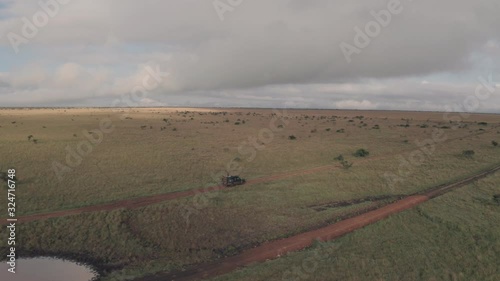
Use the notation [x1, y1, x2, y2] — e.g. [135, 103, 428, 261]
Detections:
[335, 100, 378, 110]
[0, 0, 499, 111]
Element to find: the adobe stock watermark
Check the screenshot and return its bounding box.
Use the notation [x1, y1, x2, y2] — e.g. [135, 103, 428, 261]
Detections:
[383, 74, 498, 189]
[340, 0, 406, 63]
[281, 241, 339, 281]
[179, 109, 290, 227]
[213, 0, 244, 21]
[6, 0, 73, 54]
[51, 64, 169, 181]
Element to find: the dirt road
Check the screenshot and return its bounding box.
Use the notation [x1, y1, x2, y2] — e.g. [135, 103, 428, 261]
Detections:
[3, 126, 497, 225]
[136, 164, 500, 281]
[2, 164, 338, 225]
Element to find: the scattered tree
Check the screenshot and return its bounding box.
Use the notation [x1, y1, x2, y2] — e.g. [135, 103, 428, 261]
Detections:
[334, 154, 344, 161]
[462, 150, 475, 159]
[340, 160, 353, 169]
[354, 148, 370, 157]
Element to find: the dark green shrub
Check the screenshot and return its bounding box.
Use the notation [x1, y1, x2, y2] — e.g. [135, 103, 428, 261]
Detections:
[354, 149, 370, 157]
[492, 140, 498, 147]
[334, 154, 344, 161]
[462, 150, 475, 158]
[340, 160, 353, 169]
[288, 135, 297, 140]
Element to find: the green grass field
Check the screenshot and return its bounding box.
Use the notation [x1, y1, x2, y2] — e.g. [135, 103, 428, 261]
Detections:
[0, 108, 499, 280]
[212, 173, 500, 281]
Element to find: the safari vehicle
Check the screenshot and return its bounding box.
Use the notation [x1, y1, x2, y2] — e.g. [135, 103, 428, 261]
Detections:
[221, 175, 246, 187]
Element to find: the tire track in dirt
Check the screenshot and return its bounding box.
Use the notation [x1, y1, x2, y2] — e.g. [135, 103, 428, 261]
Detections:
[137, 164, 500, 281]
[3, 125, 498, 225]
[3, 166, 335, 225]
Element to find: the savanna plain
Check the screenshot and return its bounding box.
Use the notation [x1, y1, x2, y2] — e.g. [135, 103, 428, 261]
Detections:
[0, 107, 499, 281]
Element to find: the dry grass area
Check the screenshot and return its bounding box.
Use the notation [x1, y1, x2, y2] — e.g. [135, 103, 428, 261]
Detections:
[0, 108, 499, 280]
[212, 172, 500, 281]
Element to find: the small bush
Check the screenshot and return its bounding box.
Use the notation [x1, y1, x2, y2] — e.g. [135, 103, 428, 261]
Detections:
[494, 195, 500, 204]
[462, 150, 475, 158]
[478, 122, 488, 126]
[334, 154, 344, 161]
[354, 149, 370, 158]
[288, 135, 297, 140]
[492, 140, 498, 147]
[234, 122, 240, 125]
[340, 160, 353, 169]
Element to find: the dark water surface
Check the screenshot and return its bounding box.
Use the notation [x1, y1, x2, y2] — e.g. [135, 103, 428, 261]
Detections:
[1, 257, 97, 281]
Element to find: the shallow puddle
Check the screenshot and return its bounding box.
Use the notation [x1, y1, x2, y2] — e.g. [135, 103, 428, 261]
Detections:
[0, 257, 97, 281]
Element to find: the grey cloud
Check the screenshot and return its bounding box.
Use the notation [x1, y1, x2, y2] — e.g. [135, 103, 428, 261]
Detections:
[0, 0, 499, 110]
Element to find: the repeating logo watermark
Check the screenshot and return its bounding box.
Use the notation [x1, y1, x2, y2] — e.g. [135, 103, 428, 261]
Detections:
[340, 0, 407, 63]
[383, 74, 498, 189]
[213, 0, 244, 21]
[52, 64, 169, 181]
[6, 0, 73, 54]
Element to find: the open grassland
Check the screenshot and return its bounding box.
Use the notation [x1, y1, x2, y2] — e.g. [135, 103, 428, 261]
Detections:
[0, 108, 499, 280]
[0, 108, 499, 215]
[211, 172, 500, 281]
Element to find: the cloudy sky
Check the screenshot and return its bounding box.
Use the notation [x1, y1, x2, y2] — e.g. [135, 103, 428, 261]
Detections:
[0, 0, 499, 112]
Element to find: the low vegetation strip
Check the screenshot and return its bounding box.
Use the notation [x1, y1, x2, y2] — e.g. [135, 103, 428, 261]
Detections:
[2, 125, 498, 225]
[136, 164, 500, 281]
[309, 194, 407, 211]
[0, 165, 336, 225]
[422, 164, 500, 198]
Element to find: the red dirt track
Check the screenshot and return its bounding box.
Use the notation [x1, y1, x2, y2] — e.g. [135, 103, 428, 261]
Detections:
[137, 164, 500, 281]
[3, 126, 498, 226]
[2, 164, 338, 225]
[148, 196, 428, 281]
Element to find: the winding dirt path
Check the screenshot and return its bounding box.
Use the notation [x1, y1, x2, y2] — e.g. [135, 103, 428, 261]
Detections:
[2, 164, 339, 225]
[2, 125, 498, 225]
[136, 164, 500, 281]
